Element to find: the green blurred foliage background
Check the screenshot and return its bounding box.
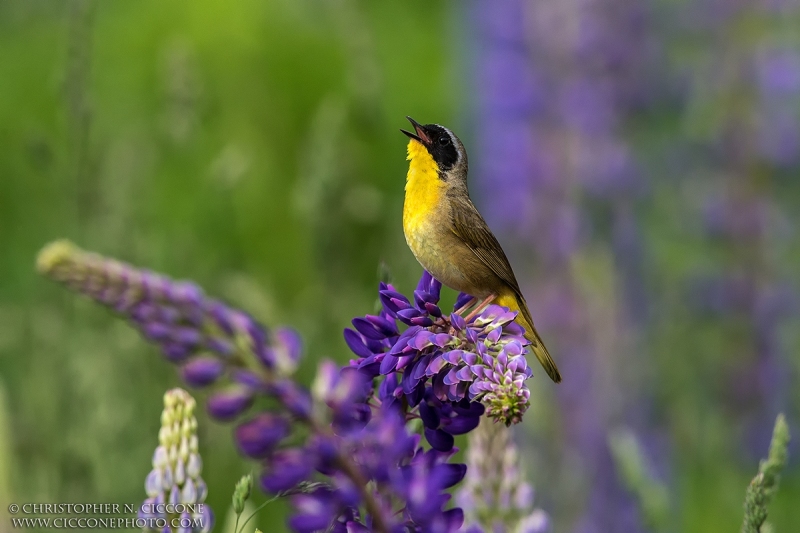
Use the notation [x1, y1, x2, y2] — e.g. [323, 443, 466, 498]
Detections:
[0, 0, 464, 530]
[0, 0, 797, 532]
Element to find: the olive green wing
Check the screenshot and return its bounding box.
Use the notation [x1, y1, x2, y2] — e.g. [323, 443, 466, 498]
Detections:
[449, 196, 524, 299]
[450, 197, 563, 383]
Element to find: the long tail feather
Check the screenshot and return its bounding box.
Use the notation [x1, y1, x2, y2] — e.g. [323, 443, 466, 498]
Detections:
[495, 293, 562, 383]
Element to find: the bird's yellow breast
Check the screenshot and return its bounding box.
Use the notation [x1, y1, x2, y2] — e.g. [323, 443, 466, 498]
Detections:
[403, 139, 445, 238]
[403, 139, 469, 289]
[402, 138, 491, 296]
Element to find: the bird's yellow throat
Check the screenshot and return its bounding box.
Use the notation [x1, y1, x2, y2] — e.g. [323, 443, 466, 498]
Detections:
[404, 140, 445, 232]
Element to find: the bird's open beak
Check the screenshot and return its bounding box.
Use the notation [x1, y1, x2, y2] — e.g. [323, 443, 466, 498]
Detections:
[400, 116, 431, 145]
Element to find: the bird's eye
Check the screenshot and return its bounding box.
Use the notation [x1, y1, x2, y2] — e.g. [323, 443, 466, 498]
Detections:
[438, 136, 450, 146]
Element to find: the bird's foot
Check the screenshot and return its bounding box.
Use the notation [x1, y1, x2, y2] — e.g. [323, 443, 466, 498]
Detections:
[463, 294, 496, 323]
[453, 297, 477, 316]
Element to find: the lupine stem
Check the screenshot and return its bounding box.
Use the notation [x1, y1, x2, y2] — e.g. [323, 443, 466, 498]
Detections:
[237, 495, 279, 533]
[306, 416, 390, 533]
[252, 355, 391, 532]
[334, 453, 389, 533]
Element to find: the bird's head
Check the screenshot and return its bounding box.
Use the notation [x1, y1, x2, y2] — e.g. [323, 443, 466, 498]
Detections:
[401, 117, 467, 176]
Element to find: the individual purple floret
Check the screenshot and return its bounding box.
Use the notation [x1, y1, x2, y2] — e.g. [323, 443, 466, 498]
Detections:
[345, 271, 535, 425]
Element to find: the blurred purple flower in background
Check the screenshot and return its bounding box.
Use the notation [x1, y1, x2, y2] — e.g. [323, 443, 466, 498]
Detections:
[35, 239, 303, 419]
[681, 0, 799, 458]
[469, 0, 661, 531]
[755, 46, 800, 165]
[469, 0, 799, 529]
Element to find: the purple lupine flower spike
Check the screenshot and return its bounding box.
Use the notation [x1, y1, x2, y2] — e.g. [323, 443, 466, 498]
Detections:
[346, 271, 535, 426]
[36, 240, 300, 423]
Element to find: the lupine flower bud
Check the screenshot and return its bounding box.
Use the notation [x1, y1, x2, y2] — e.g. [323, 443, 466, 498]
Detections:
[140, 388, 213, 533]
[235, 414, 290, 459]
[181, 357, 225, 387]
[206, 386, 255, 421]
[232, 474, 253, 514]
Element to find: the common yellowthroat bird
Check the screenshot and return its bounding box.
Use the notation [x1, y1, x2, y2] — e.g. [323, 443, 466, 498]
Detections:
[400, 117, 562, 383]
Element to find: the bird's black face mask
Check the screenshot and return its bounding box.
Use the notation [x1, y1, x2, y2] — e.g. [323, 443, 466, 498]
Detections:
[421, 124, 459, 171]
[401, 117, 460, 171]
